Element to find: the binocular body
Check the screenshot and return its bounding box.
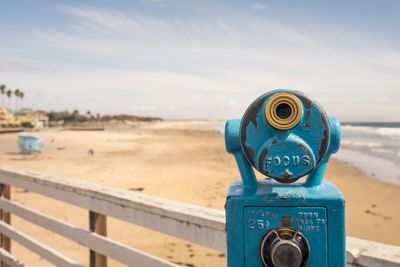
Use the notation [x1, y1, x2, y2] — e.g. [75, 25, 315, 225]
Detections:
[225, 90, 346, 267]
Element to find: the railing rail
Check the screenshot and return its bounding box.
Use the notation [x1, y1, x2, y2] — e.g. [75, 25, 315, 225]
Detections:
[0, 166, 398, 267]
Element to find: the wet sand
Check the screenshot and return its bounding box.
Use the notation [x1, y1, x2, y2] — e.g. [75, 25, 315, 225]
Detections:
[335, 148, 400, 186]
[0, 121, 398, 266]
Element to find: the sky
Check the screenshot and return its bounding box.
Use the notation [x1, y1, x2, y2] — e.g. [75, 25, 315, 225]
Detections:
[0, 0, 399, 120]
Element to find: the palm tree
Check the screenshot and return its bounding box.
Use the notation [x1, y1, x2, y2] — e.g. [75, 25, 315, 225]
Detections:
[86, 110, 92, 122]
[0, 84, 6, 106]
[19, 92, 24, 110]
[72, 109, 79, 122]
[14, 89, 20, 112]
[6, 90, 12, 110]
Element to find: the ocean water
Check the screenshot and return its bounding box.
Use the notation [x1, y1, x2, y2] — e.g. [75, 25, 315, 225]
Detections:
[209, 121, 400, 186]
[337, 125, 400, 185]
[340, 125, 400, 164]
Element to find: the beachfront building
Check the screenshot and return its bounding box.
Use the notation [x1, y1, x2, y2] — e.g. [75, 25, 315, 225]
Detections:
[15, 109, 49, 129]
[0, 107, 20, 127]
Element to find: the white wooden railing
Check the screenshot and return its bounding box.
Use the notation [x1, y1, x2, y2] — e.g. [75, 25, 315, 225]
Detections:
[0, 166, 398, 267]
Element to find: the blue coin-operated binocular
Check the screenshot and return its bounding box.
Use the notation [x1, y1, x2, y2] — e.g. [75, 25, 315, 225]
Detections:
[225, 89, 345, 267]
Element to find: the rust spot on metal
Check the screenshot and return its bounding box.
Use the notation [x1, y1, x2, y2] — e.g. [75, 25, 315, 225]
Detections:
[240, 93, 270, 165]
[258, 148, 269, 172]
[296, 94, 311, 128]
[298, 92, 330, 164]
[280, 170, 292, 179]
[244, 147, 255, 165]
[277, 177, 294, 183]
[280, 216, 292, 228]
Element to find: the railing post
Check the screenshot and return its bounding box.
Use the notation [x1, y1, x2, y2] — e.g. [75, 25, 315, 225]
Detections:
[0, 184, 11, 267]
[89, 211, 107, 267]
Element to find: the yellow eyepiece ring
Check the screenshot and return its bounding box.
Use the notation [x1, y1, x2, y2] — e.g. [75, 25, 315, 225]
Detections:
[265, 93, 303, 130]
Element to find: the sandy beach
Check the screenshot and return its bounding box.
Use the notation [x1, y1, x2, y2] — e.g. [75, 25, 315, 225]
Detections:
[0, 121, 399, 266]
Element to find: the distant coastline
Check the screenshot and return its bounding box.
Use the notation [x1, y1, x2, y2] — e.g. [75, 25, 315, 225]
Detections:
[341, 121, 400, 128]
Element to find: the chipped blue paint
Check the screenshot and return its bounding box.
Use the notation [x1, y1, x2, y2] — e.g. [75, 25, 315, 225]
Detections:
[239, 90, 331, 183]
[225, 89, 345, 267]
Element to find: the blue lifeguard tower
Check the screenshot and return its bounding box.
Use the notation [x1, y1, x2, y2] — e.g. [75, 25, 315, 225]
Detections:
[18, 134, 42, 154]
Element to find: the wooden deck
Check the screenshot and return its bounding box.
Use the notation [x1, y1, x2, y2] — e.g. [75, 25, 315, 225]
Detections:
[0, 166, 398, 267]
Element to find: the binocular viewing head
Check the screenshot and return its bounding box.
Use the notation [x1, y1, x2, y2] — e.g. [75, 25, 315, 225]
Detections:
[225, 89, 345, 267]
[239, 89, 337, 184]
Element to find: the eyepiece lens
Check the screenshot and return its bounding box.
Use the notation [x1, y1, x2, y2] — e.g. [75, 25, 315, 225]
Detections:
[276, 103, 292, 120]
[265, 93, 303, 130]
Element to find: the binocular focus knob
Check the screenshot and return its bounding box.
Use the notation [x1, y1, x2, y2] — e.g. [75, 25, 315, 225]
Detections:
[261, 229, 310, 267]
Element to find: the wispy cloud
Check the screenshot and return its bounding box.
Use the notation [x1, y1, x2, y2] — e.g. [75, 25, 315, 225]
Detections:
[1, 2, 399, 120]
[252, 2, 267, 11]
[0, 61, 26, 71]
